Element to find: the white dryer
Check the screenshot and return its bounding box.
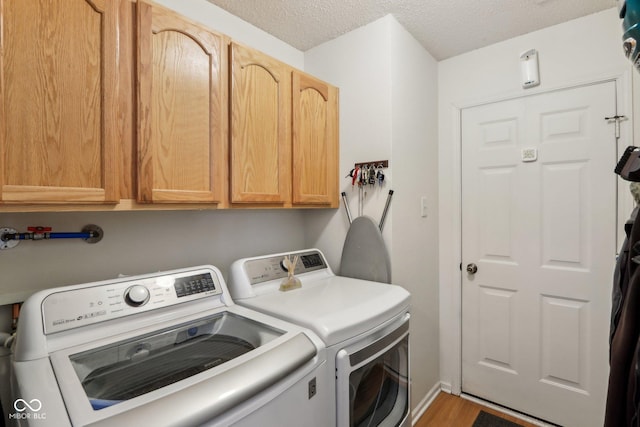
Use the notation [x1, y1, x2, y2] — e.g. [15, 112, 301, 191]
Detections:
[229, 249, 411, 427]
[3, 265, 329, 427]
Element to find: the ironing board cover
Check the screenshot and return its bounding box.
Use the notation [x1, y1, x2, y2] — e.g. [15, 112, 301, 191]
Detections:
[339, 216, 391, 283]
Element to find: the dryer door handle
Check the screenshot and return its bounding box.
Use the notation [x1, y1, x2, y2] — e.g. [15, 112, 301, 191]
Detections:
[349, 316, 409, 367]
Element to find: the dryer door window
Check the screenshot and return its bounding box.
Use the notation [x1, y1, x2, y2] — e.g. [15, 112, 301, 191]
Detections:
[336, 317, 410, 427]
[349, 336, 409, 426]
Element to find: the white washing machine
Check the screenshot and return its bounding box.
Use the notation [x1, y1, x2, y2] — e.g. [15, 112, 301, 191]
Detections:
[229, 249, 411, 427]
[3, 265, 330, 427]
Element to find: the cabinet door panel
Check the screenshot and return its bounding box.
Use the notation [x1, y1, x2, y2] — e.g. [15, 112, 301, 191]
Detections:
[230, 42, 290, 203]
[0, 0, 118, 203]
[137, 0, 226, 203]
[292, 71, 338, 206]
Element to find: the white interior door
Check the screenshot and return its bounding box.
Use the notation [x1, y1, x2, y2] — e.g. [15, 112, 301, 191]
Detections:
[461, 81, 617, 427]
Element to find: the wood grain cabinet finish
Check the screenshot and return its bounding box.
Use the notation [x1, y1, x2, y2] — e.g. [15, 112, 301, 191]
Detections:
[230, 42, 292, 204]
[292, 71, 339, 206]
[137, 0, 227, 203]
[0, 1, 338, 211]
[0, 0, 119, 204]
[230, 43, 339, 206]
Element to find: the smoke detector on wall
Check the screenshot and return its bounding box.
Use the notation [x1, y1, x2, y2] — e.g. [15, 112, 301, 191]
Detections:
[520, 49, 540, 88]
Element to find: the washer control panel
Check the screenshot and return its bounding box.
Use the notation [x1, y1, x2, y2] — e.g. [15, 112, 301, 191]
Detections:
[42, 268, 222, 334]
[244, 250, 327, 285]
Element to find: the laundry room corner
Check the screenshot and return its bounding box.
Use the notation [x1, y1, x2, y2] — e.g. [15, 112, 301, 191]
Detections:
[303, 14, 441, 416]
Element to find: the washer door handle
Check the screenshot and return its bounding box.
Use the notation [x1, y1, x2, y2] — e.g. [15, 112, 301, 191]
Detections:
[466, 263, 478, 275]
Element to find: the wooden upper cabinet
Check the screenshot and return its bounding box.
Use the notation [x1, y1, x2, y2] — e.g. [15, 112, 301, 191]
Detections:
[137, 0, 227, 203]
[292, 71, 339, 206]
[0, 0, 119, 204]
[230, 42, 291, 204]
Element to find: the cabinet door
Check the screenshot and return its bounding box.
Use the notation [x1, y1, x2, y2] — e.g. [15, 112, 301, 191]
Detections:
[0, 0, 119, 204]
[137, 0, 226, 203]
[230, 42, 291, 204]
[292, 71, 339, 206]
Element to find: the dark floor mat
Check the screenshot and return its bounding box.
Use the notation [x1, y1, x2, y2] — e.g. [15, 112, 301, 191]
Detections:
[472, 410, 522, 427]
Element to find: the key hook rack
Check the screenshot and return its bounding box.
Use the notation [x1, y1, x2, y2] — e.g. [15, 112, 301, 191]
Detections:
[354, 160, 389, 169]
[344, 159, 392, 222]
[0, 224, 104, 250]
[346, 160, 389, 187]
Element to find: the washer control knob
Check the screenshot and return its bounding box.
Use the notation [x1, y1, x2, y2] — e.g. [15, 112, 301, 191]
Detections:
[125, 285, 150, 307]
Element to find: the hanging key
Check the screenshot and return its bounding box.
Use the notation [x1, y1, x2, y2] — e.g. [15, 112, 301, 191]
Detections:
[368, 165, 376, 185]
[351, 166, 360, 186]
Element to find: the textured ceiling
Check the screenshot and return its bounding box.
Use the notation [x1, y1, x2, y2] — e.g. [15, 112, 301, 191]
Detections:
[206, 0, 617, 60]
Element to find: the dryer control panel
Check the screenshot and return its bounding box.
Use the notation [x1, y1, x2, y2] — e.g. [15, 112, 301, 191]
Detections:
[41, 267, 223, 334]
[243, 250, 328, 285]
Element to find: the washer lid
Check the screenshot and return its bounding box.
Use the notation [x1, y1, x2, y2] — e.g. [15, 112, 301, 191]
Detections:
[237, 276, 410, 346]
[69, 312, 284, 408]
[49, 308, 320, 427]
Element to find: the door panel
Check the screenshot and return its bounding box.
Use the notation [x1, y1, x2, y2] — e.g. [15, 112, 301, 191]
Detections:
[478, 286, 516, 372]
[462, 82, 616, 427]
[540, 296, 588, 391]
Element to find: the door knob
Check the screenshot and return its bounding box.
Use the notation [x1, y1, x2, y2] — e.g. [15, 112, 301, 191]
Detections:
[466, 263, 478, 274]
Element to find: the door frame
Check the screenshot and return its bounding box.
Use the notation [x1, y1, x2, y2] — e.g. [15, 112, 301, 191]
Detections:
[440, 71, 634, 396]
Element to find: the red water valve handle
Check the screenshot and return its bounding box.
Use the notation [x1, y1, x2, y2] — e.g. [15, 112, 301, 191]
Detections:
[27, 226, 52, 233]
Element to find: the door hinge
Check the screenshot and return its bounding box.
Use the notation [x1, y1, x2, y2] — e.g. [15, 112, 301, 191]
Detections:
[605, 115, 627, 139]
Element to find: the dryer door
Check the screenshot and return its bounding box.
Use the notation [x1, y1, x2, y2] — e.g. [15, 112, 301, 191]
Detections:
[336, 315, 410, 427]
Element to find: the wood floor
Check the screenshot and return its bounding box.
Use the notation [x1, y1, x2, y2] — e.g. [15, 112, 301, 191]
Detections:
[415, 392, 539, 427]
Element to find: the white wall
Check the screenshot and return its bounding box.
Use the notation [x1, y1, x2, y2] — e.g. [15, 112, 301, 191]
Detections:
[0, 209, 305, 295]
[438, 7, 632, 392]
[389, 17, 440, 411]
[302, 16, 394, 271]
[304, 14, 441, 413]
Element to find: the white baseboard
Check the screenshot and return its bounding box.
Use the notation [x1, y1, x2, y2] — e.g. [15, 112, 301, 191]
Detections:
[439, 381, 452, 394]
[411, 381, 443, 425]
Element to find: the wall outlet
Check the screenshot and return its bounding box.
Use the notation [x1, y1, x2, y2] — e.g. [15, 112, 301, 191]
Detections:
[421, 197, 428, 218]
